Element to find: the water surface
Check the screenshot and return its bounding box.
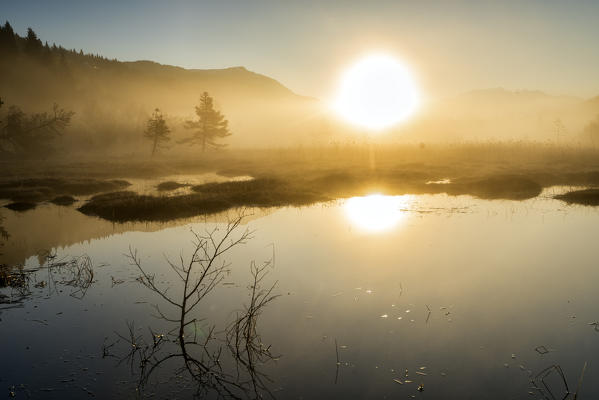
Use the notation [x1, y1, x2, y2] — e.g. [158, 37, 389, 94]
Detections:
[1, 187, 598, 399]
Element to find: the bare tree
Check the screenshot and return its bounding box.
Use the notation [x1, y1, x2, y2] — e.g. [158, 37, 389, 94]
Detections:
[0, 100, 74, 155]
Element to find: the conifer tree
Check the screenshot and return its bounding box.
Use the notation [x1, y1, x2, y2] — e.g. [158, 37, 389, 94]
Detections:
[0, 22, 18, 53]
[25, 27, 43, 56]
[182, 92, 231, 152]
[144, 108, 170, 156]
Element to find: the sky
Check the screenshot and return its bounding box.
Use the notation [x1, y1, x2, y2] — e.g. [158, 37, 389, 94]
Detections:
[2, 0, 599, 100]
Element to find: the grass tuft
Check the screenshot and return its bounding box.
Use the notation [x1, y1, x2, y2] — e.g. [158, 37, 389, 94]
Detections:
[156, 181, 191, 191]
[555, 188, 599, 206]
[4, 201, 37, 212]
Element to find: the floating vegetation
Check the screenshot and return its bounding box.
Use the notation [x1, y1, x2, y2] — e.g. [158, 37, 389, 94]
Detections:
[50, 195, 76, 206]
[0, 264, 30, 301]
[535, 346, 549, 355]
[532, 364, 570, 399]
[0, 253, 97, 307]
[0, 178, 131, 205]
[530, 362, 587, 400]
[555, 188, 599, 206]
[4, 201, 37, 211]
[155, 181, 191, 191]
[79, 179, 328, 222]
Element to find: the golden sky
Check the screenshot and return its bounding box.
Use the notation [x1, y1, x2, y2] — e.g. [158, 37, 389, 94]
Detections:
[2, 0, 599, 99]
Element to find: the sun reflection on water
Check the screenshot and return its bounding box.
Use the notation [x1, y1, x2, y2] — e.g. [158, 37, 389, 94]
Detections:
[343, 194, 412, 233]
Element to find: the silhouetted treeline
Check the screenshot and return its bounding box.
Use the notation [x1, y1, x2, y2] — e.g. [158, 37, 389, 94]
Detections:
[0, 21, 119, 70]
[0, 20, 321, 156]
[1, 21, 236, 157]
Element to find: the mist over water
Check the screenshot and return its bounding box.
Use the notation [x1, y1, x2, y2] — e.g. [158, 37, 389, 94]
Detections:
[2, 2, 599, 398]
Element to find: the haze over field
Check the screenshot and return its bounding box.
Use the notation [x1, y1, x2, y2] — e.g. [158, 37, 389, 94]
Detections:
[2, 2, 599, 400]
[1, 0, 599, 154]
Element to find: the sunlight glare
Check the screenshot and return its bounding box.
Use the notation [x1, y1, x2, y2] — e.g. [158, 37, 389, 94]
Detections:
[344, 194, 412, 233]
[334, 53, 419, 130]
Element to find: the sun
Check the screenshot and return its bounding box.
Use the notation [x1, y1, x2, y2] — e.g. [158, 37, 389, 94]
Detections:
[333, 53, 419, 130]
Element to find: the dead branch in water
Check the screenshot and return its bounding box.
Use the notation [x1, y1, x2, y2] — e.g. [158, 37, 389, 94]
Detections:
[119, 211, 279, 398]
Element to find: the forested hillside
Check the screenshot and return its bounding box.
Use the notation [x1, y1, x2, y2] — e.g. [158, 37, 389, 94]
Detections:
[0, 22, 323, 155]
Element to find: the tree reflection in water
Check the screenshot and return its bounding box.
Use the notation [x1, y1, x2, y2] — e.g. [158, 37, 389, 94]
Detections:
[110, 213, 280, 399]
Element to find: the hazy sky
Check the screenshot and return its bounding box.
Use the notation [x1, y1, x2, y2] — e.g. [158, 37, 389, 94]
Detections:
[2, 0, 599, 100]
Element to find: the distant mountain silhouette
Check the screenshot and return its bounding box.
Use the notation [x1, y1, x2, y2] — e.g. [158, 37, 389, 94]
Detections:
[446, 88, 580, 111]
[403, 87, 597, 142]
[1, 23, 597, 148]
[0, 23, 322, 151]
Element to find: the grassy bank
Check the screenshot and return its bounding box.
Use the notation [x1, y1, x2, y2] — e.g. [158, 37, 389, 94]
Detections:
[2, 143, 599, 181]
[0, 178, 130, 211]
[2, 143, 599, 220]
[77, 173, 547, 222]
[555, 189, 599, 206]
[78, 179, 328, 222]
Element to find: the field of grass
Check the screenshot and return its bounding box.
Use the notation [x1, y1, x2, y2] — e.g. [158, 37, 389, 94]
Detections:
[78, 179, 327, 221]
[2, 143, 599, 221]
[0, 177, 131, 211]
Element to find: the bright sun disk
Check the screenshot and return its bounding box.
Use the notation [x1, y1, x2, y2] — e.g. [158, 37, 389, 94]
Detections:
[334, 53, 419, 130]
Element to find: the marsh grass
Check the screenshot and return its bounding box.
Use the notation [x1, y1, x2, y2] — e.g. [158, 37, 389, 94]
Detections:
[50, 195, 77, 206]
[156, 181, 191, 191]
[2, 142, 599, 180]
[5, 143, 599, 220]
[0, 177, 131, 206]
[79, 179, 328, 222]
[439, 174, 543, 200]
[4, 201, 38, 211]
[0, 253, 96, 305]
[555, 188, 599, 205]
[0, 264, 29, 292]
[76, 173, 552, 222]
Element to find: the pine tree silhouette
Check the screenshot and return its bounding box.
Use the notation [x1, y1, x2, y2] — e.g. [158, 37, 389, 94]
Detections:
[182, 92, 232, 152]
[144, 108, 171, 156]
[0, 21, 18, 53]
[24, 27, 43, 56]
